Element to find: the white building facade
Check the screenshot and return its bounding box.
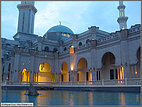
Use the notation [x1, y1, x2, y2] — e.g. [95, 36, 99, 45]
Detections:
[1, 1, 141, 84]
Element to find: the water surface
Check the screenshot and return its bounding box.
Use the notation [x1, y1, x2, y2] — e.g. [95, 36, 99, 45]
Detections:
[2, 90, 141, 106]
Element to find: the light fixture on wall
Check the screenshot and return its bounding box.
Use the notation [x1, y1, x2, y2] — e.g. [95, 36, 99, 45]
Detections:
[71, 66, 74, 71]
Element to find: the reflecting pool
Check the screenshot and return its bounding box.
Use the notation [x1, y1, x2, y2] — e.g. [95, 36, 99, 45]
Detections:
[1, 90, 141, 106]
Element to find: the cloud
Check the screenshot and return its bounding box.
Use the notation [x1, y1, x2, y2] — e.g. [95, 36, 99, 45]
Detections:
[34, 1, 92, 35]
[1, 1, 141, 40]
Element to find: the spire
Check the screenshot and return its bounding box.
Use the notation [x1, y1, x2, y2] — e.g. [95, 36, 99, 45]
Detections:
[119, 1, 123, 5]
[117, 1, 128, 30]
[59, 21, 61, 25]
[17, 1, 37, 34]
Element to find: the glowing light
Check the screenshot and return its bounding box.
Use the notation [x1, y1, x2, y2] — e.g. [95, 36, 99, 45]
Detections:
[71, 66, 74, 71]
[120, 66, 124, 84]
[64, 33, 66, 36]
[68, 34, 70, 37]
[22, 68, 29, 83]
[71, 45, 74, 48]
[39, 63, 51, 72]
[135, 71, 137, 75]
[70, 46, 74, 54]
[120, 93, 125, 105]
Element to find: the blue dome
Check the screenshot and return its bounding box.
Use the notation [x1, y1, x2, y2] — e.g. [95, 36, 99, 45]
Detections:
[47, 25, 74, 34]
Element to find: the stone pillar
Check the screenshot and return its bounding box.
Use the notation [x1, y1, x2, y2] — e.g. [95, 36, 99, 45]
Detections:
[93, 70, 97, 81]
[30, 71, 34, 83]
[54, 52, 59, 82]
[70, 71, 74, 81]
[13, 54, 20, 82]
[117, 66, 120, 80]
[55, 73, 58, 82]
[120, 29, 130, 79]
[37, 73, 38, 84]
[129, 65, 132, 78]
[27, 71, 29, 83]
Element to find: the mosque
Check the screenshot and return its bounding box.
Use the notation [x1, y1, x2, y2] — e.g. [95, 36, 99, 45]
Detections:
[1, 1, 141, 84]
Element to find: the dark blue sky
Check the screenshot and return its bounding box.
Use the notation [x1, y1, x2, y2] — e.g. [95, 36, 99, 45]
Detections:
[1, 1, 141, 40]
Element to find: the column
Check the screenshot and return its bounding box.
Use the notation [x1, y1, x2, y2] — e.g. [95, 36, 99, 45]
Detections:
[13, 54, 20, 82]
[92, 69, 96, 81]
[27, 71, 29, 83]
[55, 73, 58, 82]
[132, 65, 135, 78]
[117, 66, 120, 80]
[129, 65, 132, 78]
[37, 73, 38, 84]
[114, 67, 116, 79]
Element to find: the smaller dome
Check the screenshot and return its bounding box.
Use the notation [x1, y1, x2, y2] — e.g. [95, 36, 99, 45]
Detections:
[47, 25, 74, 34]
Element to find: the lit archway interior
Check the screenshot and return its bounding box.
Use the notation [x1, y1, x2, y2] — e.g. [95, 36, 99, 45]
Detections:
[60, 62, 69, 82]
[7, 64, 11, 81]
[22, 68, 29, 82]
[102, 52, 118, 80]
[136, 47, 140, 78]
[77, 58, 89, 81]
[38, 62, 51, 82]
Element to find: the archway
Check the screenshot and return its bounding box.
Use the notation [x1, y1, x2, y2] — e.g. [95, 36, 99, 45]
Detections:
[136, 47, 140, 78]
[101, 52, 118, 80]
[77, 58, 89, 81]
[7, 63, 11, 81]
[38, 62, 51, 83]
[22, 68, 29, 83]
[60, 62, 69, 82]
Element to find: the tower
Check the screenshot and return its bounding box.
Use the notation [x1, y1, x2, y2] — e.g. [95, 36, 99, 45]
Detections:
[117, 1, 128, 30]
[17, 1, 37, 34]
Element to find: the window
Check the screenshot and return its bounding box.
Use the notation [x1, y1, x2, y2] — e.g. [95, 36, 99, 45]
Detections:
[79, 42, 82, 46]
[110, 69, 114, 80]
[67, 34, 70, 37]
[64, 33, 66, 37]
[86, 72, 89, 81]
[36, 47, 38, 51]
[64, 47, 67, 51]
[53, 48, 57, 52]
[44, 46, 49, 52]
[110, 69, 118, 80]
[86, 39, 90, 44]
[97, 71, 100, 80]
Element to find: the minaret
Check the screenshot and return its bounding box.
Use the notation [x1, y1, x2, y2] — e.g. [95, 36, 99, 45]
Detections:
[17, 1, 37, 34]
[117, 1, 128, 30]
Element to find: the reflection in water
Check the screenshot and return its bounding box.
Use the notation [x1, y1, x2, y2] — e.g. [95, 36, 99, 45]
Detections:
[2, 90, 140, 106]
[70, 93, 74, 106]
[120, 93, 125, 105]
[20, 91, 26, 102]
[136, 94, 139, 103]
[89, 92, 93, 105]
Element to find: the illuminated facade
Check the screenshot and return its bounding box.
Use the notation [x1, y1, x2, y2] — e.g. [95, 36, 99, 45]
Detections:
[1, 1, 141, 83]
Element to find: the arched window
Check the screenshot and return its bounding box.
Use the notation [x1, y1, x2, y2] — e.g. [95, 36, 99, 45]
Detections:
[86, 39, 90, 44]
[53, 48, 57, 52]
[36, 47, 38, 51]
[44, 46, 49, 52]
[64, 47, 67, 51]
[79, 42, 82, 46]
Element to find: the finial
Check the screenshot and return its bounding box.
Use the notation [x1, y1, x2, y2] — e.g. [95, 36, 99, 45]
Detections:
[119, 1, 123, 6]
[59, 21, 61, 25]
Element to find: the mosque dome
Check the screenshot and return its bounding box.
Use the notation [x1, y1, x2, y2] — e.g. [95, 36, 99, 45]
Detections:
[45, 24, 74, 41]
[47, 25, 74, 34]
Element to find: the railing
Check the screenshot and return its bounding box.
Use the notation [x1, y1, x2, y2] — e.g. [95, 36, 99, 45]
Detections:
[97, 34, 120, 45]
[2, 78, 141, 86]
